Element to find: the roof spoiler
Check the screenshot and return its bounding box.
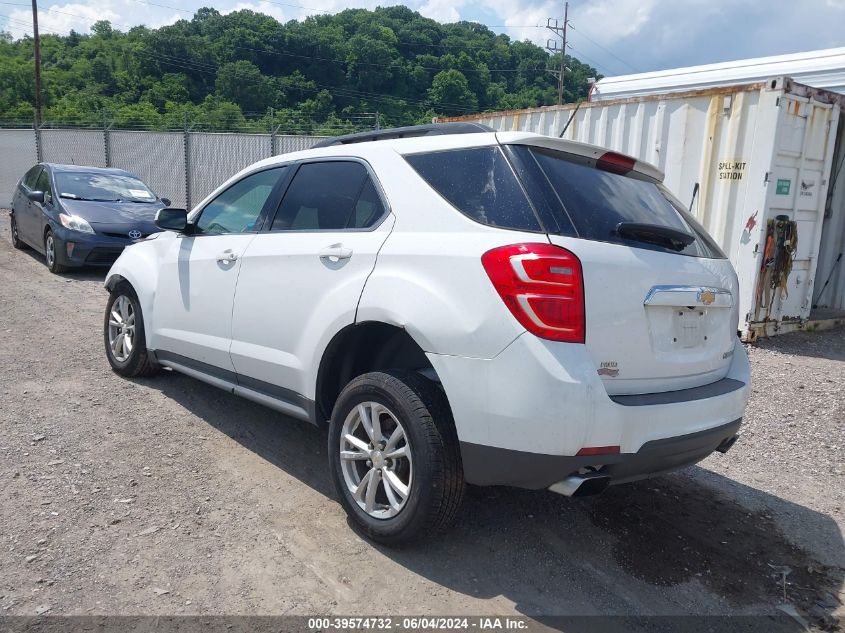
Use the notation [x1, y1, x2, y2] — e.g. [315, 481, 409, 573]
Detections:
[312, 122, 495, 148]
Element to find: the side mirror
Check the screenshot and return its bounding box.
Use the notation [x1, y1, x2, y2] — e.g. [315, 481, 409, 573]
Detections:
[26, 190, 45, 204]
[160, 197, 171, 207]
[155, 207, 188, 232]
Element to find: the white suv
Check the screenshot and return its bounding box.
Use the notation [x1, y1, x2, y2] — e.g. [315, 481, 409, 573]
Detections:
[103, 124, 750, 544]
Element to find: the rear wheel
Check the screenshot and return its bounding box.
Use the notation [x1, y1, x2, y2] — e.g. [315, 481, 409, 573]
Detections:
[104, 283, 159, 377]
[44, 229, 68, 274]
[328, 370, 464, 545]
[10, 213, 26, 249]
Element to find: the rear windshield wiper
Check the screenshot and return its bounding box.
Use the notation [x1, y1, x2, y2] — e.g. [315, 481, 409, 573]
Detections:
[615, 222, 696, 252]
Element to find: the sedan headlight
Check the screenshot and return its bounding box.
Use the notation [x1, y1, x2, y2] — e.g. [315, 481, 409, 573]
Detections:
[58, 213, 94, 234]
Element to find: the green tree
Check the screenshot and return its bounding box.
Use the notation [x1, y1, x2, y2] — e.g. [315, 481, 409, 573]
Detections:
[0, 6, 601, 131]
[215, 60, 271, 113]
[427, 69, 477, 114]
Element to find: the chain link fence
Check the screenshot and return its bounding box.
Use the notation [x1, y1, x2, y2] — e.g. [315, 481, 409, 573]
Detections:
[2, 127, 327, 209]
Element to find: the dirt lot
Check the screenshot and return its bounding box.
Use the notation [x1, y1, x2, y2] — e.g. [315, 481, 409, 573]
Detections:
[0, 216, 843, 629]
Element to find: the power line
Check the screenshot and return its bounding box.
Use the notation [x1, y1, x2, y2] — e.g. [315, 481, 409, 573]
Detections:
[566, 43, 616, 76]
[568, 23, 641, 74]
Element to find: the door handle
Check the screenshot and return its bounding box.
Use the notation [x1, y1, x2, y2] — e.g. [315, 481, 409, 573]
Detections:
[217, 250, 238, 263]
[318, 245, 353, 261]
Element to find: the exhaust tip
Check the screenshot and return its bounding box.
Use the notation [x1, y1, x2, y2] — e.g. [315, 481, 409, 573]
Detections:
[715, 434, 739, 454]
[549, 473, 611, 498]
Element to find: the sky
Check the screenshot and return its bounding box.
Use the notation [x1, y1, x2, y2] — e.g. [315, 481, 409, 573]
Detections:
[1, 0, 844, 77]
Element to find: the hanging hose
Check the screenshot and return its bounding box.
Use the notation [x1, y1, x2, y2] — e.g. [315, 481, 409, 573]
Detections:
[755, 215, 798, 318]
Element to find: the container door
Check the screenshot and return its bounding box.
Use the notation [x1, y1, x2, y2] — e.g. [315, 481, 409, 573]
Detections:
[753, 97, 839, 324]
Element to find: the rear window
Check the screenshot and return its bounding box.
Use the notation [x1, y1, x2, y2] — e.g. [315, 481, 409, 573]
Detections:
[404, 147, 542, 233]
[513, 145, 725, 258]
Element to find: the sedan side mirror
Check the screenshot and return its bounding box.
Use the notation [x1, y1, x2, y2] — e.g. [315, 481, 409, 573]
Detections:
[155, 207, 188, 232]
[26, 190, 45, 204]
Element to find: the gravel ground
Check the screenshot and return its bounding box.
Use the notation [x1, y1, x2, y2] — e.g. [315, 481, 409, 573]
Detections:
[0, 216, 843, 629]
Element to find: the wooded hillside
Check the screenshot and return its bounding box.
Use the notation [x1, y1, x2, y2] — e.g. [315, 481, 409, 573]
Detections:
[0, 6, 600, 133]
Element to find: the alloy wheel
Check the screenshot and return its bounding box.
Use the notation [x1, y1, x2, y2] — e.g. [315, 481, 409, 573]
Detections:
[339, 401, 413, 519]
[45, 234, 55, 268]
[107, 295, 136, 363]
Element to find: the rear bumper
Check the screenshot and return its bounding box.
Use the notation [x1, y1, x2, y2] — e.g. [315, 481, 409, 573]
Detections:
[426, 332, 751, 489]
[460, 418, 741, 489]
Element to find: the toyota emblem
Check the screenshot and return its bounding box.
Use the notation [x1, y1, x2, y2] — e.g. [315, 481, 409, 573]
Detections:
[128, 230, 142, 239]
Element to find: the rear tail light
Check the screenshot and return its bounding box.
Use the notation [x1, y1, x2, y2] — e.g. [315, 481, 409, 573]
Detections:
[481, 243, 585, 343]
[596, 151, 636, 175]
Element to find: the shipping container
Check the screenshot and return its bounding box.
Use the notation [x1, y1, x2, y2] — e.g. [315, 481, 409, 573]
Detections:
[439, 78, 845, 339]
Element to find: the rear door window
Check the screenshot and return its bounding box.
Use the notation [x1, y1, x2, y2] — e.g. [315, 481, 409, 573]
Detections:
[512, 145, 725, 258]
[404, 147, 542, 233]
[270, 161, 385, 231]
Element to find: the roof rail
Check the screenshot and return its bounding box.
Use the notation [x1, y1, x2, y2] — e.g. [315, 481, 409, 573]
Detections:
[312, 122, 495, 148]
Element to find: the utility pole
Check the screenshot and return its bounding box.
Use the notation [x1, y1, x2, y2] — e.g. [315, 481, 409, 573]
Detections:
[545, 2, 569, 105]
[31, 0, 43, 127]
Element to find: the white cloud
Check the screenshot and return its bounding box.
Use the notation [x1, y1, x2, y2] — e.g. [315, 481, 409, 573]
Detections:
[148, 12, 183, 29]
[226, 2, 289, 23]
[6, 2, 120, 38]
[419, 0, 462, 24]
[570, 0, 656, 41]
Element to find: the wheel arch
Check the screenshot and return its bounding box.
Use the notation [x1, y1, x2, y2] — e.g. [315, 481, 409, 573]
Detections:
[315, 321, 445, 424]
[103, 247, 162, 347]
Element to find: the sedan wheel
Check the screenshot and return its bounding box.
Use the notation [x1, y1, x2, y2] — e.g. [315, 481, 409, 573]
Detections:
[107, 294, 136, 363]
[10, 214, 26, 249]
[45, 233, 55, 267]
[43, 230, 67, 273]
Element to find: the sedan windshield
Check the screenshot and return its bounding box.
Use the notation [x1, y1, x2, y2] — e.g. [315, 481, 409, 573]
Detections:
[55, 172, 157, 203]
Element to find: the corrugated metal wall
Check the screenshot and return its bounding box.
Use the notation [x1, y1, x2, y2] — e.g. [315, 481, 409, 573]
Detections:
[0, 129, 325, 212]
[816, 118, 845, 310]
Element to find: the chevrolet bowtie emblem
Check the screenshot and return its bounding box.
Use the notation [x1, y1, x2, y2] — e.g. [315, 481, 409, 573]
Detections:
[698, 290, 716, 305]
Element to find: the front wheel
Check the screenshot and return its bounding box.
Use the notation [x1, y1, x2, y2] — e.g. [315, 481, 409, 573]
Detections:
[44, 229, 68, 274]
[104, 283, 159, 377]
[328, 370, 464, 545]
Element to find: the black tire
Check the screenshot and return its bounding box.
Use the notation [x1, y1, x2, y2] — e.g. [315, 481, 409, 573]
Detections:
[103, 282, 159, 377]
[44, 229, 68, 274]
[10, 213, 27, 249]
[328, 370, 464, 545]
